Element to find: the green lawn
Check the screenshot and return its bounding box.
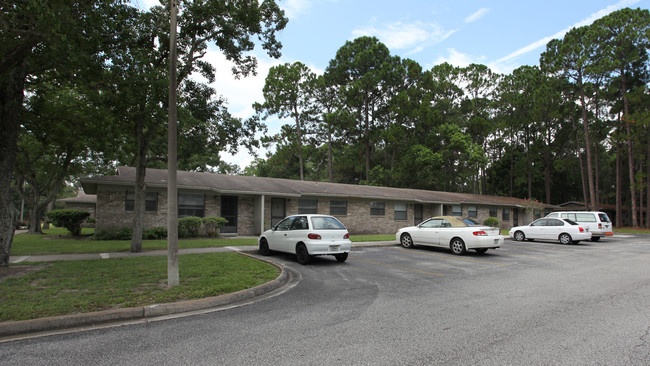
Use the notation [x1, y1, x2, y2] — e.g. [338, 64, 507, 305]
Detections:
[11, 228, 395, 256]
[0, 252, 279, 321]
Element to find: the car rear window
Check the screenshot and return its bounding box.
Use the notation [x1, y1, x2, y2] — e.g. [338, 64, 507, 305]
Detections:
[598, 213, 611, 222]
[462, 218, 481, 226]
[311, 216, 346, 230]
[564, 219, 579, 225]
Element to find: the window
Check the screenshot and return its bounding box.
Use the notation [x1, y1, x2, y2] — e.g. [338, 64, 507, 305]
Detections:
[370, 202, 385, 216]
[311, 216, 346, 230]
[178, 193, 205, 217]
[330, 200, 347, 215]
[421, 218, 443, 228]
[502, 208, 510, 221]
[394, 203, 407, 220]
[290, 216, 309, 230]
[275, 216, 295, 231]
[452, 205, 462, 216]
[489, 207, 497, 217]
[298, 199, 318, 214]
[468, 206, 477, 217]
[125, 191, 158, 212]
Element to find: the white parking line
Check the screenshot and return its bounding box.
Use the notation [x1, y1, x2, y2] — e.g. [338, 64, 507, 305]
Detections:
[100, 253, 110, 259]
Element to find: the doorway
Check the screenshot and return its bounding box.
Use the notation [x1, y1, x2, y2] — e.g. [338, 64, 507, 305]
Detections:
[271, 198, 286, 227]
[221, 195, 238, 234]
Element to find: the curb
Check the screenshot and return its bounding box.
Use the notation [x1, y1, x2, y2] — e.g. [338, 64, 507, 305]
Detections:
[0, 254, 291, 338]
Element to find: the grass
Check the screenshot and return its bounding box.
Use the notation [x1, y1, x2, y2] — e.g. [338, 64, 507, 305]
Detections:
[11, 227, 258, 256]
[0, 252, 279, 322]
[11, 228, 395, 256]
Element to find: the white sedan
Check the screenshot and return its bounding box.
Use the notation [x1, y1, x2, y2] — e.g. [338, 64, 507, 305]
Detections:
[509, 218, 591, 244]
[396, 216, 503, 255]
[258, 214, 352, 264]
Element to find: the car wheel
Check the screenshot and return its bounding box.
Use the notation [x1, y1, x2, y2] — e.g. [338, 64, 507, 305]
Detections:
[296, 244, 311, 265]
[559, 233, 572, 245]
[335, 253, 348, 262]
[450, 238, 466, 255]
[514, 231, 525, 241]
[591, 237, 601, 242]
[474, 248, 488, 254]
[400, 233, 414, 248]
[259, 239, 271, 256]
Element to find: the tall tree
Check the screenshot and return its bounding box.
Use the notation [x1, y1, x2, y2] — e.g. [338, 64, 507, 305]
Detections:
[326, 37, 398, 181]
[0, 0, 125, 266]
[256, 62, 317, 180]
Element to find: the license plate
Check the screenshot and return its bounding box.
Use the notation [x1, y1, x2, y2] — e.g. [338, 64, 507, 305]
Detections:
[330, 245, 340, 252]
[494, 239, 499, 244]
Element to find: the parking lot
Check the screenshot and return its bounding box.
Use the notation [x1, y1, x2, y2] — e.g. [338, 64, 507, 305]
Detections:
[1, 235, 649, 366]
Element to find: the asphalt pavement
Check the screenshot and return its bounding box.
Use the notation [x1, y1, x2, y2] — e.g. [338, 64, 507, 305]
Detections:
[2, 239, 398, 339]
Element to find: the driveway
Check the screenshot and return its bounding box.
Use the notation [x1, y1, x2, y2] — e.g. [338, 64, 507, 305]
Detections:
[1, 235, 649, 365]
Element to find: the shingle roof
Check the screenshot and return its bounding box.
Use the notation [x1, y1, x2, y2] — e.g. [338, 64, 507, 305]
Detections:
[80, 166, 552, 208]
[58, 190, 97, 204]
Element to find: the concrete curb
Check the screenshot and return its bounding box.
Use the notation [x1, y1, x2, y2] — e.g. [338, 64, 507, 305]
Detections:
[0, 254, 291, 338]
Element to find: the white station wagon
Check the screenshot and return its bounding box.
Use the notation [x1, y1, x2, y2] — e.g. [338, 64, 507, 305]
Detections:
[258, 214, 352, 264]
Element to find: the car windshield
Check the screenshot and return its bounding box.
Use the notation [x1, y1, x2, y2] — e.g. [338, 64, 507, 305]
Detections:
[311, 216, 346, 230]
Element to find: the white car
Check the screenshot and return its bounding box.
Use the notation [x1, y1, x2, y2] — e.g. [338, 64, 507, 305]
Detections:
[258, 214, 352, 264]
[396, 216, 503, 255]
[510, 217, 591, 244]
[545, 211, 613, 241]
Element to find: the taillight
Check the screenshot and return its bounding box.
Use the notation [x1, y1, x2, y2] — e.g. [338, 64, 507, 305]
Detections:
[473, 231, 487, 236]
[343, 233, 349, 239]
[307, 233, 321, 240]
[578, 227, 584, 232]
[598, 223, 602, 229]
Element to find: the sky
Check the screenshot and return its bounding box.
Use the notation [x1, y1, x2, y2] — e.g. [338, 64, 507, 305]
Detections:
[134, 0, 647, 169]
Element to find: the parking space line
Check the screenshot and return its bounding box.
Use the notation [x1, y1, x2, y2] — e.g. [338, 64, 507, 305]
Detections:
[392, 248, 509, 266]
[349, 256, 444, 277]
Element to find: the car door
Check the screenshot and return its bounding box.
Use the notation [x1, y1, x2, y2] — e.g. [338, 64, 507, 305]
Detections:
[411, 218, 442, 245]
[544, 219, 565, 240]
[526, 219, 548, 239]
[285, 216, 309, 253]
[436, 219, 455, 247]
[266, 216, 295, 252]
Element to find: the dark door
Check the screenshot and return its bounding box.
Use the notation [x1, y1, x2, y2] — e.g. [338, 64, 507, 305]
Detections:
[271, 198, 286, 227]
[414, 204, 423, 225]
[513, 208, 519, 226]
[221, 195, 238, 234]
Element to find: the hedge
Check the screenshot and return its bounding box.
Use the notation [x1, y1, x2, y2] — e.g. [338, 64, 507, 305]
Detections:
[46, 209, 90, 237]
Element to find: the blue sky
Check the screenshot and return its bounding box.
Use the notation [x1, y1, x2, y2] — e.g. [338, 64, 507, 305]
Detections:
[135, 0, 647, 168]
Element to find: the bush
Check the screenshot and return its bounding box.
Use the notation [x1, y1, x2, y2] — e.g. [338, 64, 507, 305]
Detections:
[46, 209, 90, 236]
[94, 226, 132, 240]
[143, 227, 167, 240]
[178, 216, 202, 238]
[484, 217, 499, 227]
[202, 217, 228, 237]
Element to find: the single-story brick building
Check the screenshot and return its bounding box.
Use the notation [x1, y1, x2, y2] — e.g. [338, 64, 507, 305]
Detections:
[80, 167, 552, 235]
[59, 190, 97, 218]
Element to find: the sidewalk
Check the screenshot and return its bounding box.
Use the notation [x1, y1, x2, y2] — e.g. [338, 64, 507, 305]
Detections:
[1, 240, 397, 339]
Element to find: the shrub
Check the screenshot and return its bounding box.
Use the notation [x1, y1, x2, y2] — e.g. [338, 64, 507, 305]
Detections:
[143, 227, 167, 240]
[202, 217, 228, 237]
[178, 216, 202, 238]
[94, 226, 132, 240]
[46, 209, 90, 236]
[484, 217, 499, 227]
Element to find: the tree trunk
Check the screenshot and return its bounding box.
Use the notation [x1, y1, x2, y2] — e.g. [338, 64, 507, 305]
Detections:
[130, 118, 148, 253]
[621, 72, 637, 228]
[0, 68, 26, 266]
[616, 139, 622, 228]
[364, 98, 370, 181]
[293, 108, 304, 181]
[647, 123, 650, 228]
[578, 81, 596, 211]
[328, 126, 333, 183]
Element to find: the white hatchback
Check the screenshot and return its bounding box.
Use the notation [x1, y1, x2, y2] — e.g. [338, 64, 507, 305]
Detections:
[258, 214, 352, 264]
[510, 218, 592, 244]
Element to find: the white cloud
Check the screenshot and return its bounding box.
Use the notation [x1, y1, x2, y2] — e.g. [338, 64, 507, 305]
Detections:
[464, 8, 490, 23]
[494, 0, 641, 67]
[434, 48, 485, 68]
[352, 21, 456, 54]
[280, 0, 313, 19]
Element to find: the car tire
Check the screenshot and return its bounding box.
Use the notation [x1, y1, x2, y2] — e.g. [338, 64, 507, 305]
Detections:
[514, 231, 525, 241]
[335, 253, 348, 262]
[450, 238, 466, 255]
[591, 237, 601, 242]
[259, 239, 271, 256]
[400, 233, 415, 248]
[474, 248, 488, 254]
[296, 244, 311, 265]
[559, 233, 572, 245]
